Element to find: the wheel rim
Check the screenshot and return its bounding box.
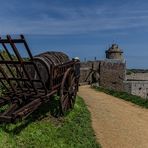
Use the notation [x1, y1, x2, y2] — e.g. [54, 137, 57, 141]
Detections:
[60, 68, 77, 114]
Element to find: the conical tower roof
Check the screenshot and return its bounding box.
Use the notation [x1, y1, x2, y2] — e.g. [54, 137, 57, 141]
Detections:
[107, 44, 123, 53]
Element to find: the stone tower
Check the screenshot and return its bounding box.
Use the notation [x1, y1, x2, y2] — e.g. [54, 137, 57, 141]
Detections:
[106, 44, 123, 60]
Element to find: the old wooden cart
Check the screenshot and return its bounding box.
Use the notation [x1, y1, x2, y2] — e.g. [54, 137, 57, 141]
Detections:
[0, 35, 80, 123]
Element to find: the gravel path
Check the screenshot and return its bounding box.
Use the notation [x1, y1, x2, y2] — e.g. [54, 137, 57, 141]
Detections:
[78, 85, 148, 148]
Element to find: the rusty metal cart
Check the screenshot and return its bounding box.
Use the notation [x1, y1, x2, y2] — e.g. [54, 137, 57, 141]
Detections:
[0, 35, 80, 123]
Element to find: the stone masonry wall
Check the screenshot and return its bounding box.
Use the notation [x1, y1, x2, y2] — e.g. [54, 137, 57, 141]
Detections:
[123, 81, 131, 94]
[126, 73, 148, 80]
[80, 61, 100, 84]
[124, 81, 148, 99]
[79, 61, 93, 83]
[80, 59, 148, 99]
[99, 60, 126, 91]
[80, 59, 126, 92]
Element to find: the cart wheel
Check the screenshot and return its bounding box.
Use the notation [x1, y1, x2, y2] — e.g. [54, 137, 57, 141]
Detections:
[60, 68, 77, 115]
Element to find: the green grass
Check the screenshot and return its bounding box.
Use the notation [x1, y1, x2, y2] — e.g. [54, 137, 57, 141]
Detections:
[0, 96, 100, 148]
[92, 86, 148, 109]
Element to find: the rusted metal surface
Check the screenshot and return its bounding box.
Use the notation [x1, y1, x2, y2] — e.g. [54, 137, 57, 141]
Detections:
[0, 35, 80, 123]
[60, 67, 77, 114]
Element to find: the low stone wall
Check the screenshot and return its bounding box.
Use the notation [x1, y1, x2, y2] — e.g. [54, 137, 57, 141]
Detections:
[124, 81, 148, 99]
[126, 73, 148, 80]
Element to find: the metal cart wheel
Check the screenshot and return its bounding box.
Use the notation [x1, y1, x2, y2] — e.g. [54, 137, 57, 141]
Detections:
[60, 67, 77, 115]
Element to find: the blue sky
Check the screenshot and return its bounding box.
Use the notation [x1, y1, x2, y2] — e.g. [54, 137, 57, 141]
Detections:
[0, 0, 148, 68]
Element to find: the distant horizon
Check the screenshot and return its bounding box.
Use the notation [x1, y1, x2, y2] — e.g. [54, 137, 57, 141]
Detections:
[0, 0, 148, 69]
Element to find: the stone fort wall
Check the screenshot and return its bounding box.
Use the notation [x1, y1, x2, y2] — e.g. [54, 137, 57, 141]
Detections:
[124, 81, 148, 99]
[80, 59, 126, 91]
[126, 73, 148, 81]
[100, 60, 126, 91]
[80, 60, 148, 99]
[124, 73, 148, 99]
[80, 61, 100, 84]
[79, 43, 148, 99]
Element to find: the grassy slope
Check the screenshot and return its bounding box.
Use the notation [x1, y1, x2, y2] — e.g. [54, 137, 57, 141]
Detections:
[0, 96, 100, 148]
[92, 86, 148, 108]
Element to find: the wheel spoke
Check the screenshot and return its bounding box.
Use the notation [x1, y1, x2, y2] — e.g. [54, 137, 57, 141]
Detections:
[61, 93, 68, 102]
[71, 94, 76, 105]
[60, 68, 78, 114]
[64, 81, 69, 90]
[62, 95, 69, 110]
[68, 73, 73, 86]
[63, 87, 68, 94]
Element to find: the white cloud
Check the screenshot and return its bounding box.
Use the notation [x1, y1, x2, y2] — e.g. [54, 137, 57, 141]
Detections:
[0, 0, 148, 35]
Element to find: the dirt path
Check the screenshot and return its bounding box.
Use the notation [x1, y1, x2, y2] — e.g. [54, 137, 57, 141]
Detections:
[78, 85, 148, 148]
